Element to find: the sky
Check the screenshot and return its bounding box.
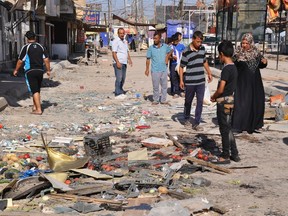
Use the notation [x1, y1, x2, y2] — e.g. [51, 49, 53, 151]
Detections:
[86, 0, 214, 17]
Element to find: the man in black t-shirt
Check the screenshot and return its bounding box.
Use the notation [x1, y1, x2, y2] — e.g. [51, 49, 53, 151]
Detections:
[211, 40, 240, 164]
[13, 31, 51, 115]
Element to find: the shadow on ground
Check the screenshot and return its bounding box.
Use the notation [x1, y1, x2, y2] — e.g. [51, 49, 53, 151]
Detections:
[0, 77, 61, 107]
[42, 78, 61, 88]
[42, 100, 58, 113]
[283, 137, 288, 146]
[274, 85, 288, 91]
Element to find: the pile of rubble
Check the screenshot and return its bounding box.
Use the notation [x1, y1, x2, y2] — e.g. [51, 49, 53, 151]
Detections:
[0, 128, 234, 215]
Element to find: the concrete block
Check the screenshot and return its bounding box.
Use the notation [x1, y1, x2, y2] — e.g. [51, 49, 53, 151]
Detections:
[0, 97, 8, 111]
[264, 107, 276, 119]
[275, 104, 288, 121]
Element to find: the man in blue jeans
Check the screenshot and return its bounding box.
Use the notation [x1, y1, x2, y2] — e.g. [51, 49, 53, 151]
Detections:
[112, 28, 132, 96]
[179, 31, 213, 131]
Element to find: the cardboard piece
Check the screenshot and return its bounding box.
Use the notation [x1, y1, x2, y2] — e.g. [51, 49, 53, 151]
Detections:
[71, 169, 112, 179]
[141, 137, 173, 148]
[128, 148, 148, 161]
[42, 173, 72, 191]
[51, 137, 73, 144]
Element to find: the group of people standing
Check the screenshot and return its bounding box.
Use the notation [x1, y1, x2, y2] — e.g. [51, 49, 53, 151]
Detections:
[111, 27, 267, 164]
[12, 27, 267, 166]
[144, 31, 213, 131]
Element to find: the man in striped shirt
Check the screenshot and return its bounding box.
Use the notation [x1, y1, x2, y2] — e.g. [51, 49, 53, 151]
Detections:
[179, 31, 213, 131]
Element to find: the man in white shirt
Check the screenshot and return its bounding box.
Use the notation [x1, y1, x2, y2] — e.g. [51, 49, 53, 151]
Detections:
[112, 28, 133, 96]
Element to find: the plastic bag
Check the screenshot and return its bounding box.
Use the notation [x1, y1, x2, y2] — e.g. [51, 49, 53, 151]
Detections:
[203, 84, 212, 105]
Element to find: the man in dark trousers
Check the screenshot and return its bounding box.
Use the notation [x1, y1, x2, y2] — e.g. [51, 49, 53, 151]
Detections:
[211, 40, 240, 163]
[13, 31, 51, 115]
[179, 31, 213, 131]
[99, 36, 104, 48]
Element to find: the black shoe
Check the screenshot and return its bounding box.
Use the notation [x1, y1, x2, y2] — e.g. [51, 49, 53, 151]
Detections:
[230, 155, 241, 162]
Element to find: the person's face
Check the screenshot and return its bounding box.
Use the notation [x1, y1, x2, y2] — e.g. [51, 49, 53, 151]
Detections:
[178, 34, 182, 41]
[241, 39, 251, 51]
[192, 36, 203, 49]
[118, 29, 125, 40]
[153, 35, 161, 45]
[218, 52, 224, 63]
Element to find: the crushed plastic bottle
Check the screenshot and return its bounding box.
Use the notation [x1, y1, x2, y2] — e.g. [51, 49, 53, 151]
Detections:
[19, 168, 40, 179]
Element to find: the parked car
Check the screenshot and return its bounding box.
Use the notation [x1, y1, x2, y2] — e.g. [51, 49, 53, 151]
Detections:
[202, 33, 218, 65]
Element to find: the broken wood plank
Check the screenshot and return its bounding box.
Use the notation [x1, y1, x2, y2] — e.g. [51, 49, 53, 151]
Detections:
[109, 159, 173, 167]
[205, 167, 226, 175]
[168, 190, 192, 200]
[186, 157, 231, 174]
[49, 193, 125, 205]
[165, 133, 185, 149]
[66, 185, 111, 196]
[211, 205, 229, 214]
[228, 166, 258, 169]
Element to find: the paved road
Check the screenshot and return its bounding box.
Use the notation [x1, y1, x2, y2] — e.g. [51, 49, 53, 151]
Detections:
[0, 52, 287, 111]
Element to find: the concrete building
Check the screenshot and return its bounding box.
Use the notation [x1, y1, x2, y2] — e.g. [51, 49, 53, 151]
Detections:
[0, 0, 87, 71]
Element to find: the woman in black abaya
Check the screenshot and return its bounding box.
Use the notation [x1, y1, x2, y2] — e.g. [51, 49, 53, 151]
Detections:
[233, 33, 268, 134]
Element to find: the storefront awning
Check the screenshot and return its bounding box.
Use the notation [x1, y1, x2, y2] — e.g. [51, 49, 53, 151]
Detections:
[112, 14, 156, 27]
[9, 0, 26, 12]
[82, 22, 108, 33]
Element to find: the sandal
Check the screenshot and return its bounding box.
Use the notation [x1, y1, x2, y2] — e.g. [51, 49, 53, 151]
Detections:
[211, 157, 230, 164]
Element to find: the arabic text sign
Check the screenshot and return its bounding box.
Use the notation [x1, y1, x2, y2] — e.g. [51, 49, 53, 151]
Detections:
[83, 10, 100, 25]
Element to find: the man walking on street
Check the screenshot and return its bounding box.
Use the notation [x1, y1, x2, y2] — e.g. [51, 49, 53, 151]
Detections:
[145, 33, 172, 105]
[13, 31, 51, 115]
[112, 28, 133, 97]
[179, 31, 213, 131]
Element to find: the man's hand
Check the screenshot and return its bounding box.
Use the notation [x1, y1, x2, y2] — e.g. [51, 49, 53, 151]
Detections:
[180, 81, 185, 90]
[128, 59, 133, 67]
[13, 70, 18, 77]
[207, 74, 213, 83]
[116, 62, 122, 69]
[210, 96, 216, 102]
[145, 69, 149, 77]
[46, 70, 51, 77]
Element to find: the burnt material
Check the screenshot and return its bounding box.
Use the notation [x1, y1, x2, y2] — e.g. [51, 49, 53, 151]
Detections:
[84, 134, 112, 159]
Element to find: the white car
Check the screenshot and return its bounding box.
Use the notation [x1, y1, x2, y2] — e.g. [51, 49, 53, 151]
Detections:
[202, 34, 218, 64]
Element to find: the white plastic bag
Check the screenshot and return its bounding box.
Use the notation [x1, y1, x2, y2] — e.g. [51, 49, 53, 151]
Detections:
[203, 84, 212, 105]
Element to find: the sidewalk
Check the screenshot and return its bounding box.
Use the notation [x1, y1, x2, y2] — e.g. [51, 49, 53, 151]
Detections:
[0, 55, 287, 112]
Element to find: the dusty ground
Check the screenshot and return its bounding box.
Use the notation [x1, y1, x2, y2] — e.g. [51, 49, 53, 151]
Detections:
[0, 51, 288, 216]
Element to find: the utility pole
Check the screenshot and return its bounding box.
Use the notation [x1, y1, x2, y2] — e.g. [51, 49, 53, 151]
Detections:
[172, 0, 175, 20]
[154, 0, 157, 23]
[140, 0, 144, 23]
[135, 0, 138, 23]
[178, 0, 184, 20]
[124, 0, 127, 18]
[108, 0, 111, 26]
